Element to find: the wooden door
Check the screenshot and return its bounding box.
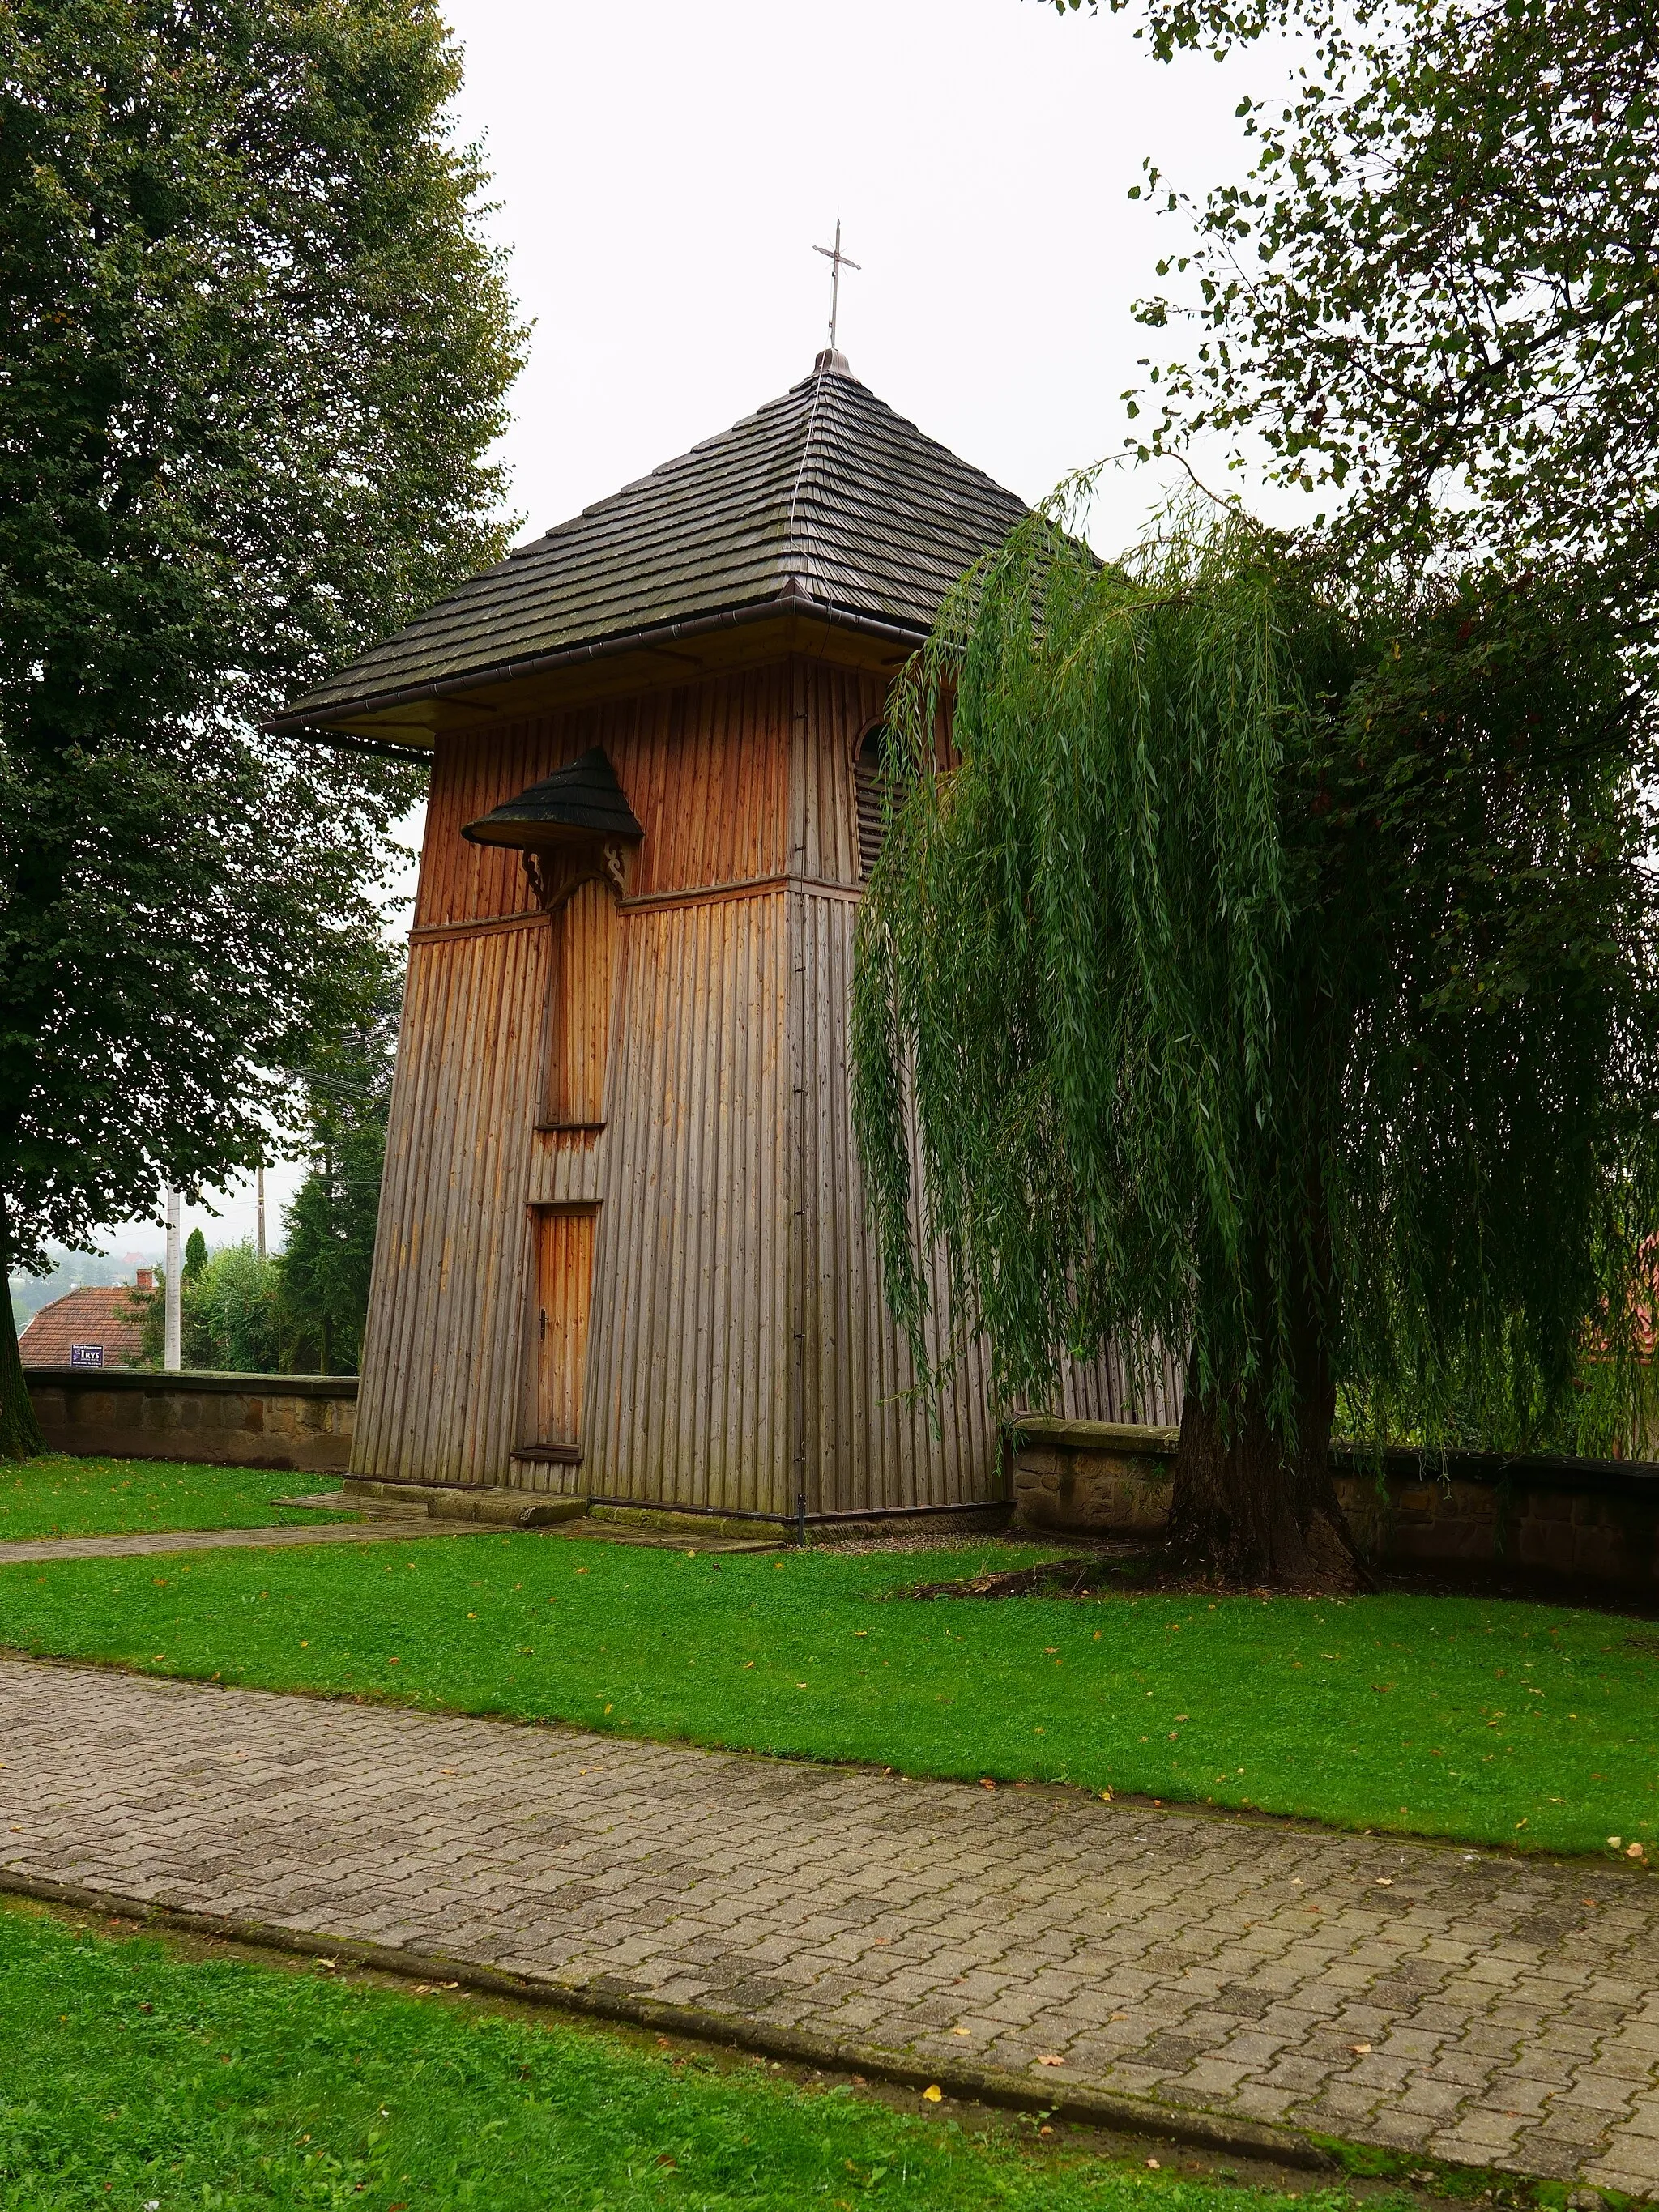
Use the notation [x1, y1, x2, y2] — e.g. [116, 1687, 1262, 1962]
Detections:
[530, 1205, 597, 1458]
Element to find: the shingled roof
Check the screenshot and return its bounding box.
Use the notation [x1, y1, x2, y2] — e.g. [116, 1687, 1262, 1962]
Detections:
[463, 747, 646, 848]
[275, 354, 1029, 731]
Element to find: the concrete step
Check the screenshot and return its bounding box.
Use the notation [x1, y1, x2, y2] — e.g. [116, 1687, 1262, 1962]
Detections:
[275, 1488, 783, 1550]
[340, 1481, 590, 1529]
[274, 1491, 429, 1519]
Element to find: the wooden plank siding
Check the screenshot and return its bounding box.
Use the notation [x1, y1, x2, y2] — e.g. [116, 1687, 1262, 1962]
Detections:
[352, 650, 1179, 1515]
[1026, 1344, 1185, 1429]
[355, 667, 798, 1507]
[354, 914, 551, 1487]
[581, 890, 791, 1512]
[413, 667, 794, 931]
[543, 880, 620, 1129]
[793, 886, 1001, 1514]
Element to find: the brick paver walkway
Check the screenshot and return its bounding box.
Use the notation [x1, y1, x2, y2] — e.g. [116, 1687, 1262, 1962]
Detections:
[2, 1658, 1656, 2193]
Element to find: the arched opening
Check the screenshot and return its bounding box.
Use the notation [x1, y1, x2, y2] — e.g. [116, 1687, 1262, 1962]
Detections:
[855, 722, 905, 884]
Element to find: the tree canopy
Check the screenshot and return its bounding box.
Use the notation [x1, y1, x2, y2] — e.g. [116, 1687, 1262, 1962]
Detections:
[849, 0, 1659, 1580]
[138, 1240, 279, 1375]
[1059, 0, 1659, 629]
[0, 0, 525, 1451]
[852, 505, 1659, 1581]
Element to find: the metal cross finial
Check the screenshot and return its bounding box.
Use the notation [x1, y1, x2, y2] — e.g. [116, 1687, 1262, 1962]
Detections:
[812, 217, 860, 355]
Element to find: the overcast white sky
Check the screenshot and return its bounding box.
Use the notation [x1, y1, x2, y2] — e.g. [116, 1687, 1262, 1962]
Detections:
[451, 0, 1286, 548]
[107, 0, 1294, 1264]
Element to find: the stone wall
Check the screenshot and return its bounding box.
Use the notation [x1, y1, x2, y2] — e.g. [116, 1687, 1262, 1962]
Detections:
[1011, 1415, 1659, 1596]
[1012, 1419, 1180, 1539]
[25, 1369, 356, 1476]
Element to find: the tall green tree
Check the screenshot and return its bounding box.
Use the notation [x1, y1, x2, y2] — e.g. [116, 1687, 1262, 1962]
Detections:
[0, 0, 525, 1454]
[1061, 0, 1659, 631]
[852, 506, 1659, 1588]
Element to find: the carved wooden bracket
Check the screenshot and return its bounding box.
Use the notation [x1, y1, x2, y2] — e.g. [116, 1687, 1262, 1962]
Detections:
[522, 839, 631, 914]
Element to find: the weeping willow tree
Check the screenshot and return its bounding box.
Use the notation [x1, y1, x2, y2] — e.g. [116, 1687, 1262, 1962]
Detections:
[851, 505, 1659, 1589]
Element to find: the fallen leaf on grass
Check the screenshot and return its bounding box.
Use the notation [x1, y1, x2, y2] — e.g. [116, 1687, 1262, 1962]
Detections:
[922, 2085, 943, 2102]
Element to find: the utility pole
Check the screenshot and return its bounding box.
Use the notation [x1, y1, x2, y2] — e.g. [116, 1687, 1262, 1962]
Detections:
[164, 1191, 181, 1371]
[256, 1164, 267, 1262]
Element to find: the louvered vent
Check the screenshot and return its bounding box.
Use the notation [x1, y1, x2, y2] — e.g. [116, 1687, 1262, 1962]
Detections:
[855, 724, 895, 884]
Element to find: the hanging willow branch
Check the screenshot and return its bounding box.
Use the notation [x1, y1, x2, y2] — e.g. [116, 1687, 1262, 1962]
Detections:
[851, 498, 1659, 1460]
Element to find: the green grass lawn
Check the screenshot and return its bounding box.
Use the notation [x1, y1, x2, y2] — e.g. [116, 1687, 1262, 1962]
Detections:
[0, 1455, 356, 1541]
[0, 1896, 1370, 2212]
[0, 1532, 1653, 1856]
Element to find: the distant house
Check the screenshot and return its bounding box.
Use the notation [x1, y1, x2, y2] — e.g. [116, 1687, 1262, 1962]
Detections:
[19, 1276, 152, 1370]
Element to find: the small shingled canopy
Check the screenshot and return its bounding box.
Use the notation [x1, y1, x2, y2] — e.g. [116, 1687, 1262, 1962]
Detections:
[461, 747, 646, 850]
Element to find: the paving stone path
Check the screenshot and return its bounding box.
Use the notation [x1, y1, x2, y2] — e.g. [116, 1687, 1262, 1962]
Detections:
[0, 1521, 488, 1566]
[1, 1656, 1656, 2194]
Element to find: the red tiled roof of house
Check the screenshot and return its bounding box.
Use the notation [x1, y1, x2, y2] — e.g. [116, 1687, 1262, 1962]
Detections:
[19, 1285, 148, 1369]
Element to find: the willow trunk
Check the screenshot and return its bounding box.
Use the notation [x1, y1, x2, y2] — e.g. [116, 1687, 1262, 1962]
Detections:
[1165, 1365, 1362, 1589]
[1165, 1207, 1363, 1590]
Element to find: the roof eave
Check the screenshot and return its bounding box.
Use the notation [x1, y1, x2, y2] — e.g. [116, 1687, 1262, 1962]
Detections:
[264, 592, 931, 744]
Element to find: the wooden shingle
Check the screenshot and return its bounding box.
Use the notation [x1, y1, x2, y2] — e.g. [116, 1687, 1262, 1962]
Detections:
[274, 358, 1026, 730]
